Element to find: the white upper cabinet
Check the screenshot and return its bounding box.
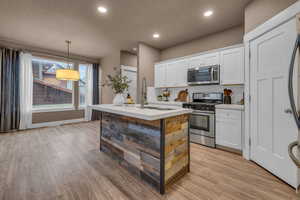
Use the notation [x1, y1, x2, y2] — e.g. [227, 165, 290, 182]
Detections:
[165, 63, 176, 87]
[154, 63, 166, 88]
[188, 52, 220, 69]
[220, 47, 244, 85]
[189, 55, 205, 68]
[173, 59, 189, 87]
[155, 59, 188, 88]
[202, 52, 220, 66]
[155, 44, 244, 88]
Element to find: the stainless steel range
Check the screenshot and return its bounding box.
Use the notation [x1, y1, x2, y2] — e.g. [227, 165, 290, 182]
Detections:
[183, 92, 223, 148]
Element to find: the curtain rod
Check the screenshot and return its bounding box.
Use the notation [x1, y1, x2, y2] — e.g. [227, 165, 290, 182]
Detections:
[24, 48, 99, 64]
[27, 49, 98, 64]
[0, 41, 99, 64]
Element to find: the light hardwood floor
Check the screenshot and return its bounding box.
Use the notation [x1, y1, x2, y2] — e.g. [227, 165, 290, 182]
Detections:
[0, 121, 299, 200]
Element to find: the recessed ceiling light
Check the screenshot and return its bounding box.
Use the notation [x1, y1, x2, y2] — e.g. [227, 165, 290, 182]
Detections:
[204, 10, 213, 17]
[98, 6, 107, 13]
[153, 33, 160, 39]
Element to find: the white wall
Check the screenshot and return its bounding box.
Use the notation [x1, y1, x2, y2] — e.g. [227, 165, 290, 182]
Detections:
[160, 26, 244, 61]
[137, 43, 161, 103]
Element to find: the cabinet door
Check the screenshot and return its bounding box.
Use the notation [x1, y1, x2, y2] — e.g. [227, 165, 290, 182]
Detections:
[154, 64, 166, 88]
[165, 59, 188, 87]
[216, 109, 242, 150]
[154, 64, 160, 88]
[220, 47, 244, 85]
[189, 55, 205, 68]
[174, 59, 188, 87]
[165, 63, 176, 87]
[202, 52, 220, 66]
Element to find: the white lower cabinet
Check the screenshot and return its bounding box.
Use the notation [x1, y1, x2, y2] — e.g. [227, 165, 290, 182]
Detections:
[216, 108, 243, 151]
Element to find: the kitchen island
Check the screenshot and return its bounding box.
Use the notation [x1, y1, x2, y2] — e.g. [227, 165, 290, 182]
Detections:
[91, 104, 192, 194]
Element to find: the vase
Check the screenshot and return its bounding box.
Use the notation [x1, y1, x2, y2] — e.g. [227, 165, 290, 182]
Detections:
[113, 93, 125, 105]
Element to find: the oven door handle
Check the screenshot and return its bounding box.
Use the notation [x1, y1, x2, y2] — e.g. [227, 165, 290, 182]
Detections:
[192, 111, 214, 116]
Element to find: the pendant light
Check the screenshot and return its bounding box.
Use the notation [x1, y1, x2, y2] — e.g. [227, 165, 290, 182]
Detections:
[56, 40, 80, 81]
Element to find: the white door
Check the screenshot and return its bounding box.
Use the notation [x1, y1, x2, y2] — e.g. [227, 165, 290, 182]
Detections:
[250, 18, 298, 188]
[121, 66, 137, 102]
[220, 47, 244, 85]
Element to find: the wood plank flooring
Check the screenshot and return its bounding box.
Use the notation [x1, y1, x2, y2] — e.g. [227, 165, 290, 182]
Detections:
[0, 121, 299, 200]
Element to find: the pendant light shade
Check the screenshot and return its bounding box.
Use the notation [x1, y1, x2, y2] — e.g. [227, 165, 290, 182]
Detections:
[56, 69, 80, 81]
[56, 40, 80, 81]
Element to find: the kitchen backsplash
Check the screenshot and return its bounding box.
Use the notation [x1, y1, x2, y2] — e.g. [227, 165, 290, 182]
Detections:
[151, 85, 244, 104]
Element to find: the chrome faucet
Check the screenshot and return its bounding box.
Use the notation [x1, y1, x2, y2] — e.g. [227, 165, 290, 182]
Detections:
[141, 77, 147, 108]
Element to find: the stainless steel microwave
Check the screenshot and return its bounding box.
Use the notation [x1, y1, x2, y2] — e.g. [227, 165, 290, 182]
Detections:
[187, 65, 220, 85]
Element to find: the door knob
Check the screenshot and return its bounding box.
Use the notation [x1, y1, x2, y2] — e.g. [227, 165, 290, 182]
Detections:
[285, 109, 293, 114]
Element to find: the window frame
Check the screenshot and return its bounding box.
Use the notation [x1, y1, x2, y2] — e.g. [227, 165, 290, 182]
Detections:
[78, 63, 90, 109]
[31, 56, 76, 113]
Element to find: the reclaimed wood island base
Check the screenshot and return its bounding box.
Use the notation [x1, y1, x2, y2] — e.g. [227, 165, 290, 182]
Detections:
[97, 107, 191, 194]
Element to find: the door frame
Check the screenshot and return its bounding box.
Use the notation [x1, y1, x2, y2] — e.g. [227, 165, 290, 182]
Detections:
[121, 65, 137, 102]
[243, 1, 300, 160]
[243, 40, 251, 160]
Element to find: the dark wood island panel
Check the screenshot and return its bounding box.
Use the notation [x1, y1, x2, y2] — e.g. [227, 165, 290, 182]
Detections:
[100, 112, 190, 194]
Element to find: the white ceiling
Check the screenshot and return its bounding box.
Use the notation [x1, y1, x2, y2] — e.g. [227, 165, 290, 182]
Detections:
[0, 0, 251, 59]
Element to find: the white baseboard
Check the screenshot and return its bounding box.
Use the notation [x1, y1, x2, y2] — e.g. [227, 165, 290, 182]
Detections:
[30, 118, 87, 129]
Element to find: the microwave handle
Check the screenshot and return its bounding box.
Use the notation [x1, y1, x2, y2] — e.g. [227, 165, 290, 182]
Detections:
[211, 67, 218, 81]
[211, 68, 214, 81]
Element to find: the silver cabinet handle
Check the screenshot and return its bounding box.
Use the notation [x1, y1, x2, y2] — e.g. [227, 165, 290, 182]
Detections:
[285, 109, 293, 114]
[288, 141, 300, 168]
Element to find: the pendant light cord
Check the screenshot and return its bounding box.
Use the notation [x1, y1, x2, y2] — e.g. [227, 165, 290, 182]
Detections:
[66, 40, 71, 69]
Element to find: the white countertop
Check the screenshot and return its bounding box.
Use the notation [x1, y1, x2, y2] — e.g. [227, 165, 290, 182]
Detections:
[215, 104, 244, 111]
[90, 104, 192, 121]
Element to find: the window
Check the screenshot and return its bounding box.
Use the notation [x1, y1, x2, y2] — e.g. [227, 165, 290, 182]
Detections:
[79, 64, 88, 107]
[32, 57, 74, 110]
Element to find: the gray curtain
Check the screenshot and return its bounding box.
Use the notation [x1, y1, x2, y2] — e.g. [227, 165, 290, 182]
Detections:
[91, 63, 100, 120]
[0, 48, 20, 133]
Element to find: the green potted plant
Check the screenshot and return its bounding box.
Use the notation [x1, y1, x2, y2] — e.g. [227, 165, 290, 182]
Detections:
[103, 68, 131, 105]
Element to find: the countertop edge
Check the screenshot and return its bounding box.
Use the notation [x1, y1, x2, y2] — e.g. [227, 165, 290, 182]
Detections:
[215, 104, 244, 111]
[148, 101, 184, 106]
[90, 105, 192, 121]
